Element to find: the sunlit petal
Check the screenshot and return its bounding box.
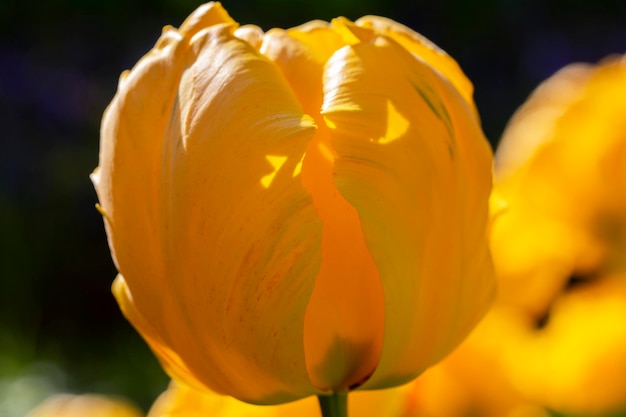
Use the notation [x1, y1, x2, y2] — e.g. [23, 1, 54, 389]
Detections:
[355, 15, 477, 116]
[320, 23, 494, 389]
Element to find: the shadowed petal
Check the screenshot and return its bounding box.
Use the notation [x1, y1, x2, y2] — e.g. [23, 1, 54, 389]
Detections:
[260, 23, 385, 392]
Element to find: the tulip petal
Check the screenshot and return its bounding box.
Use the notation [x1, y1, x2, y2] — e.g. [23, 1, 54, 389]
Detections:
[92, 25, 189, 329]
[93, 3, 238, 397]
[320, 25, 494, 389]
[155, 24, 325, 404]
[261, 23, 344, 119]
[112, 275, 209, 392]
[287, 20, 346, 68]
[260, 29, 324, 119]
[96, 15, 326, 403]
[355, 16, 477, 116]
[177, 1, 235, 37]
[501, 276, 626, 414]
[260, 24, 386, 391]
[492, 58, 626, 313]
[92, 2, 236, 343]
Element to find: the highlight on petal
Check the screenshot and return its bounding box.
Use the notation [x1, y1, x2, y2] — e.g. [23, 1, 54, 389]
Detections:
[234, 24, 265, 49]
[286, 20, 345, 68]
[177, 2, 235, 38]
[320, 24, 494, 390]
[261, 155, 289, 188]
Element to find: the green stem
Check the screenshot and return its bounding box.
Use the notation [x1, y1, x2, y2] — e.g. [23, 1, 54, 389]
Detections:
[317, 392, 348, 417]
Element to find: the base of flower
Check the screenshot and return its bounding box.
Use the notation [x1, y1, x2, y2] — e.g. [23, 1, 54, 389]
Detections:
[317, 392, 348, 417]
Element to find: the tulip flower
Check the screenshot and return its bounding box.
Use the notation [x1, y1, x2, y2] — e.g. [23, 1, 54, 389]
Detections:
[91, 1, 495, 411]
[25, 394, 143, 417]
[405, 308, 550, 417]
[488, 55, 626, 415]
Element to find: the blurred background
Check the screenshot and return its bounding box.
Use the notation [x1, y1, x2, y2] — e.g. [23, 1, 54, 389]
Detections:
[1, 0, 626, 415]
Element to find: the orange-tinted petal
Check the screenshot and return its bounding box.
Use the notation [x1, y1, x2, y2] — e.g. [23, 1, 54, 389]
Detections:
[150, 24, 325, 404]
[300, 119, 386, 390]
[260, 28, 325, 118]
[93, 4, 228, 397]
[92, 2, 237, 345]
[287, 20, 346, 69]
[96, 13, 325, 402]
[259, 21, 386, 392]
[112, 275, 208, 392]
[320, 23, 494, 390]
[91, 24, 189, 325]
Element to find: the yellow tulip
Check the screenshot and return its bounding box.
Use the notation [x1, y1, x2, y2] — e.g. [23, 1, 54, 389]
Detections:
[25, 393, 143, 417]
[405, 309, 549, 417]
[147, 380, 414, 417]
[91, 1, 495, 405]
[489, 55, 626, 415]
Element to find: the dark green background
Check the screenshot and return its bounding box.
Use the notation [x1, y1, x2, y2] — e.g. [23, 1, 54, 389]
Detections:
[1, 0, 626, 415]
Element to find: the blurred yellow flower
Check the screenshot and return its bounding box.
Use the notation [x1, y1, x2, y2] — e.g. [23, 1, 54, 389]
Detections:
[91, 1, 495, 405]
[402, 55, 626, 417]
[25, 393, 143, 417]
[490, 55, 626, 415]
[147, 380, 415, 417]
[406, 310, 549, 417]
